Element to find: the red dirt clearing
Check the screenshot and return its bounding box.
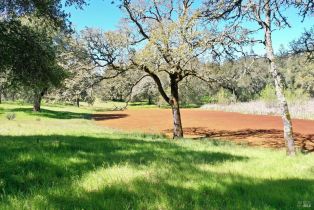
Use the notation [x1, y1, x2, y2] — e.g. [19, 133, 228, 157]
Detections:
[93, 109, 314, 151]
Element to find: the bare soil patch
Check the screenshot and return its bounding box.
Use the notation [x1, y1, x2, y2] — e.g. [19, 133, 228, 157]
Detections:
[93, 109, 314, 151]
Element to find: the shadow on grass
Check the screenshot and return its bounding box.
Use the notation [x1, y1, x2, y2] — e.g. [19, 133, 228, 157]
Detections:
[50, 176, 314, 210]
[0, 134, 312, 209]
[8, 108, 90, 119]
[164, 127, 314, 153]
[129, 102, 152, 106]
[92, 113, 128, 121]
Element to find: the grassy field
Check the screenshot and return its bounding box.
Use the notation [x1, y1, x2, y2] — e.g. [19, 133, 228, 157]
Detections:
[0, 102, 313, 210]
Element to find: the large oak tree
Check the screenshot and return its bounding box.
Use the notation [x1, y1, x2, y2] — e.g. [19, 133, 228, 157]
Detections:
[84, 0, 246, 138]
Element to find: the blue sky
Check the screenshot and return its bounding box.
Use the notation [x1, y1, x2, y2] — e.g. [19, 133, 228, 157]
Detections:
[65, 0, 313, 53]
[66, 1, 122, 31]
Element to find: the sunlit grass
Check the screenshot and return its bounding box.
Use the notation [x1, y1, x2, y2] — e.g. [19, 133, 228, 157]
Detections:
[0, 103, 313, 209]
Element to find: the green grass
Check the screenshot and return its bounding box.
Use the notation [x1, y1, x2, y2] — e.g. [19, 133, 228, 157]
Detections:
[0, 103, 313, 210]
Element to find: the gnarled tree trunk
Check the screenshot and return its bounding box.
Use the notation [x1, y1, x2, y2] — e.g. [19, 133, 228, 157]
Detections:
[148, 95, 152, 105]
[33, 96, 41, 112]
[33, 88, 47, 112]
[170, 74, 184, 139]
[146, 69, 184, 139]
[264, 1, 296, 156]
[76, 96, 80, 107]
[0, 94, 1, 104]
[170, 100, 184, 138]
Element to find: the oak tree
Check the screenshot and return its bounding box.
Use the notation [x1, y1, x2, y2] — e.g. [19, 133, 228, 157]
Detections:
[85, 0, 246, 138]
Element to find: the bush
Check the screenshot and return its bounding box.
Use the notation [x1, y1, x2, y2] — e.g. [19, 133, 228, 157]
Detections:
[285, 89, 310, 105]
[5, 112, 16, 120]
[260, 84, 277, 107]
[215, 88, 236, 104]
[260, 85, 310, 106]
[201, 95, 217, 104]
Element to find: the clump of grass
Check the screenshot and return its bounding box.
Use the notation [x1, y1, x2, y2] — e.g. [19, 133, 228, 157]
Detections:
[127, 132, 167, 140]
[5, 112, 16, 120]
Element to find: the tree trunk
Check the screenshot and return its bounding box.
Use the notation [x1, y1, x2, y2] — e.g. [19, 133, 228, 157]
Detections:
[3, 91, 7, 101]
[264, 2, 296, 156]
[170, 74, 184, 139]
[145, 68, 184, 139]
[0, 86, 2, 104]
[171, 102, 184, 138]
[76, 97, 80, 107]
[33, 88, 47, 112]
[33, 95, 41, 112]
[148, 95, 152, 105]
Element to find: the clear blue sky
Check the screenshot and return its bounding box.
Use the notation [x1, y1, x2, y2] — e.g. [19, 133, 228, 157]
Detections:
[64, 0, 313, 53]
[65, 1, 122, 31]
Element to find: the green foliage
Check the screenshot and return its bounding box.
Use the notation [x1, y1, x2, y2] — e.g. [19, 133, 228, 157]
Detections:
[0, 20, 67, 90]
[0, 103, 313, 209]
[0, 0, 87, 29]
[213, 58, 270, 102]
[179, 78, 211, 107]
[215, 88, 236, 104]
[260, 85, 310, 105]
[278, 54, 314, 97]
[200, 95, 217, 104]
[285, 89, 310, 104]
[260, 85, 277, 105]
[0, 2, 80, 107]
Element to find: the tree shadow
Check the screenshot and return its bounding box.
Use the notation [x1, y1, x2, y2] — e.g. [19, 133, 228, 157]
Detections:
[8, 108, 90, 119]
[0, 134, 247, 201]
[92, 113, 128, 121]
[0, 134, 312, 209]
[165, 127, 314, 153]
[48, 166, 314, 209]
[0, 107, 4, 115]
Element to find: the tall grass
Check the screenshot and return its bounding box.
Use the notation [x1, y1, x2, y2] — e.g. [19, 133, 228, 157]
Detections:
[0, 103, 313, 209]
[201, 99, 314, 120]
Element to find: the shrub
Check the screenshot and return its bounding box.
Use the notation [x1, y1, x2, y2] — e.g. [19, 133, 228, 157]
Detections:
[285, 89, 310, 105]
[215, 88, 236, 104]
[260, 84, 277, 107]
[5, 112, 16, 120]
[201, 95, 217, 104]
[260, 84, 310, 106]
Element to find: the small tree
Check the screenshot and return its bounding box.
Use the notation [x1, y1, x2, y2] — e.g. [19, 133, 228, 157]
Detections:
[131, 77, 159, 104]
[49, 35, 96, 107]
[0, 0, 87, 109]
[0, 19, 67, 111]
